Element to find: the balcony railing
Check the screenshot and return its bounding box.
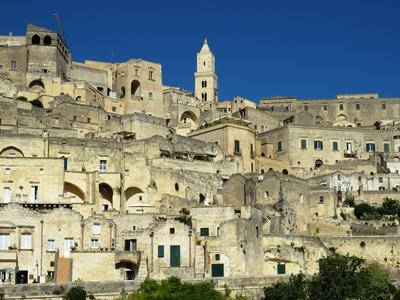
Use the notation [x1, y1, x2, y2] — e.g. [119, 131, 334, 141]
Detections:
[344, 150, 358, 158]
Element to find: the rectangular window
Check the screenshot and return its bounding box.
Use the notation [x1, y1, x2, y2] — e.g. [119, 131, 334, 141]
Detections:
[0, 234, 10, 250]
[99, 160, 107, 172]
[47, 240, 55, 252]
[112, 106, 116, 112]
[30, 186, 38, 203]
[90, 239, 99, 249]
[63, 157, 68, 170]
[250, 143, 254, 156]
[366, 143, 375, 152]
[149, 92, 153, 100]
[323, 105, 328, 111]
[200, 228, 209, 236]
[277, 263, 286, 275]
[158, 245, 164, 258]
[3, 187, 11, 203]
[300, 139, 307, 149]
[339, 104, 344, 110]
[92, 224, 101, 235]
[124, 239, 137, 251]
[256, 225, 259, 237]
[11, 60, 16, 70]
[332, 141, 338, 151]
[234, 140, 240, 154]
[314, 140, 323, 150]
[277, 141, 282, 152]
[304, 105, 308, 111]
[148, 71, 153, 80]
[87, 117, 91, 123]
[383, 143, 390, 153]
[319, 196, 324, 203]
[379, 177, 383, 183]
[21, 233, 32, 250]
[169, 228, 175, 234]
[215, 254, 220, 261]
[382, 103, 386, 110]
[356, 103, 360, 110]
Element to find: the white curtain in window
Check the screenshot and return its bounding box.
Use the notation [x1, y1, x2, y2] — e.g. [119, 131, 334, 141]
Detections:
[3, 188, 11, 203]
[21, 233, 32, 249]
[0, 234, 10, 250]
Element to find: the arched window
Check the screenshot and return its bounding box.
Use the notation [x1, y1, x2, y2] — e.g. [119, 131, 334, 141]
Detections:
[43, 35, 52, 45]
[130, 80, 141, 98]
[175, 183, 179, 192]
[315, 159, 323, 168]
[32, 35, 40, 45]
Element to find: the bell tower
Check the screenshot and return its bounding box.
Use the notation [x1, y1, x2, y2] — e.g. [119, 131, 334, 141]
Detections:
[195, 38, 218, 103]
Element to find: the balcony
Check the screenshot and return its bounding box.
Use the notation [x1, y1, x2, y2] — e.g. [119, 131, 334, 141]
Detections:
[344, 150, 358, 158]
[115, 250, 141, 264]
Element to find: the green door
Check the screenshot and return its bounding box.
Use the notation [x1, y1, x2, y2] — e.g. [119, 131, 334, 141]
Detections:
[170, 245, 180, 267]
[211, 264, 224, 277]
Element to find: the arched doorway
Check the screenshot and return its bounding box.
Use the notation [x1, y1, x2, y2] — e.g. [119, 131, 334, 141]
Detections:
[180, 111, 198, 125]
[315, 159, 323, 168]
[130, 80, 141, 98]
[115, 261, 137, 280]
[282, 169, 289, 175]
[99, 183, 113, 209]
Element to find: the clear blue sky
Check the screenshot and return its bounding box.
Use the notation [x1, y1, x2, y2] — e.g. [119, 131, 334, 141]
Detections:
[2, 0, 400, 101]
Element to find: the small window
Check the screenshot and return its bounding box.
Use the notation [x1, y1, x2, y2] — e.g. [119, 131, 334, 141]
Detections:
[383, 143, 390, 153]
[332, 141, 338, 151]
[99, 160, 107, 172]
[148, 92, 153, 100]
[102, 204, 109, 211]
[93, 224, 101, 235]
[277, 141, 282, 152]
[11, 60, 16, 70]
[148, 71, 153, 80]
[323, 105, 328, 111]
[356, 103, 360, 110]
[382, 103, 386, 110]
[169, 228, 175, 234]
[21, 233, 32, 250]
[234, 140, 240, 154]
[378, 177, 383, 183]
[42, 69, 48, 73]
[200, 228, 209, 236]
[277, 263, 286, 275]
[215, 254, 220, 261]
[90, 239, 99, 249]
[73, 116, 77, 122]
[300, 139, 307, 150]
[174, 183, 179, 191]
[339, 104, 344, 110]
[304, 105, 308, 111]
[47, 240, 55, 252]
[4, 168, 11, 175]
[314, 140, 323, 150]
[256, 225, 259, 238]
[319, 196, 324, 203]
[158, 245, 164, 258]
[366, 143, 375, 153]
[87, 117, 91, 123]
[112, 106, 116, 112]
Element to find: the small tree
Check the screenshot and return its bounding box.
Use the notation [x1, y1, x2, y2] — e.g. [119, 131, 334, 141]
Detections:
[354, 203, 374, 219]
[65, 286, 87, 300]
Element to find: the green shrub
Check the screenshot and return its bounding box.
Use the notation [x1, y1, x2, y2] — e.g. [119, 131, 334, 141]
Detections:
[66, 286, 87, 300]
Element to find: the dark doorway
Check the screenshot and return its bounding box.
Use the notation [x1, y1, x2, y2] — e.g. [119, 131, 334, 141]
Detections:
[16, 270, 28, 284]
[211, 264, 224, 277]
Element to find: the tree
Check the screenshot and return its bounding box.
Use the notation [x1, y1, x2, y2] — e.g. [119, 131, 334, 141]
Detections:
[128, 277, 225, 300]
[65, 286, 87, 300]
[381, 198, 400, 220]
[263, 253, 395, 300]
[354, 203, 375, 220]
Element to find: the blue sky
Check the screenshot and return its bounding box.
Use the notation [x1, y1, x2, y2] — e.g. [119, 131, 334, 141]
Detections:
[1, 0, 400, 101]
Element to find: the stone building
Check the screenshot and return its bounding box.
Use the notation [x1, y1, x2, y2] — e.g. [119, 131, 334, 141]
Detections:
[0, 22, 399, 296]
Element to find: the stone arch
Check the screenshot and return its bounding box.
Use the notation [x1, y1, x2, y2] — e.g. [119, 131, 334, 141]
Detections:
[115, 260, 138, 280]
[0, 146, 24, 157]
[124, 187, 144, 208]
[335, 114, 347, 122]
[130, 80, 141, 98]
[315, 159, 323, 168]
[99, 183, 113, 206]
[64, 182, 85, 203]
[32, 34, 40, 45]
[43, 35, 52, 45]
[29, 79, 45, 90]
[180, 111, 198, 124]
